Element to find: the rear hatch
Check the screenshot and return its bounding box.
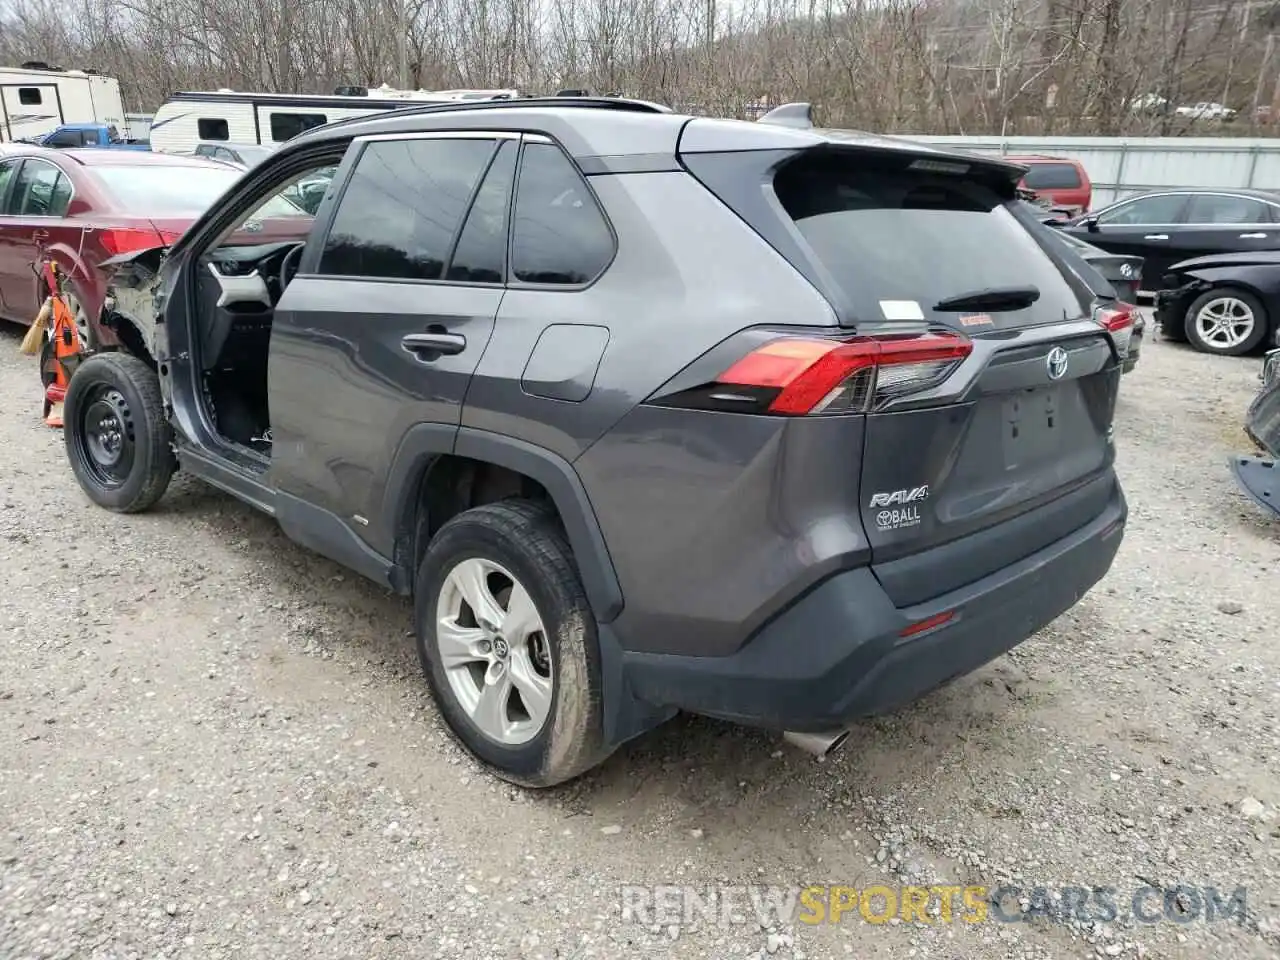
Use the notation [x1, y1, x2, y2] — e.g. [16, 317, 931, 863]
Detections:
[680, 132, 1122, 605]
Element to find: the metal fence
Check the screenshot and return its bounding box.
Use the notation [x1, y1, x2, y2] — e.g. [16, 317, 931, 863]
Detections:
[902, 135, 1280, 208]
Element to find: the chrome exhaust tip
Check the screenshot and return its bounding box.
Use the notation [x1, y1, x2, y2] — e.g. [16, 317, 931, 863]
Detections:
[782, 729, 851, 759]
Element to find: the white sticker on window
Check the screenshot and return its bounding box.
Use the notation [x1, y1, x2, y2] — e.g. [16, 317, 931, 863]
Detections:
[879, 300, 925, 321]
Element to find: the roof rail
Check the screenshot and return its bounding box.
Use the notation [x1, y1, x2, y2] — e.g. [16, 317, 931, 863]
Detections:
[301, 95, 674, 138]
[758, 102, 814, 130]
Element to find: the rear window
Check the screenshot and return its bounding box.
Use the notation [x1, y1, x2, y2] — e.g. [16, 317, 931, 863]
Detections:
[773, 156, 1085, 326]
[91, 164, 257, 215]
[1020, 162, 1082, 190]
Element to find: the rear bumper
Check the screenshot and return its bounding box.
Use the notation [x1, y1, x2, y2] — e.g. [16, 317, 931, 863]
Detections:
[620, 482, 1126, 731]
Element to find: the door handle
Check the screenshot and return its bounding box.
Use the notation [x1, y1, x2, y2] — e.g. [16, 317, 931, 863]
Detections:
[1143, 234, 1169, 241]
[31, 229, 49, 242]
[401, 330, 466, 359]
[1240, 232, 1267, 239]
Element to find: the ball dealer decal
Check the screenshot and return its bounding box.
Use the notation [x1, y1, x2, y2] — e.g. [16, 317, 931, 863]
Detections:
[869, 485, 930, 531]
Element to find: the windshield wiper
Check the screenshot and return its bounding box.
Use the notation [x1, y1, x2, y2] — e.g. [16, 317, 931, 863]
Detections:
[932, 286, 1041, 313]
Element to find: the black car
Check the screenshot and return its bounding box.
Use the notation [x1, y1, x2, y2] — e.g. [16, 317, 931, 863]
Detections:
[1053, 188, 1280, 288]
[1031, 212, 1146, 371]
[1155, 250, 1280, 355]
[1229, 348, 1280, 518]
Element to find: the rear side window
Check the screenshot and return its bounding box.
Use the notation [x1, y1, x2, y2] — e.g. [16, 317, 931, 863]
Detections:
[44, 129, 81, 147]
[510, 142, 613, 285]
[319, 137, 495, 281]
[447, 140, 517, 283]
[773, 156, 1083, 325]
[270, 113, 328, 141]
[1020, 162, 1082, 190]
[1184, 194, 1270, 224]
[198, 118, 229, 141]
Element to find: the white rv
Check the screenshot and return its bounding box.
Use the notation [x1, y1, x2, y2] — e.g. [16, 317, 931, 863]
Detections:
[147, 87, 520, 155]
[0, 62, 126, 142]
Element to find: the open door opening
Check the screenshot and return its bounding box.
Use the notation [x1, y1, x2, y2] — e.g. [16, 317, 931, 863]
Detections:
[191, 164, 338, 460]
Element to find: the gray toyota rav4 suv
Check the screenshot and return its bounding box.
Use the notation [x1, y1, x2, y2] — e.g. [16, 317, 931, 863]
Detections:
[63, 97, 1129, 786]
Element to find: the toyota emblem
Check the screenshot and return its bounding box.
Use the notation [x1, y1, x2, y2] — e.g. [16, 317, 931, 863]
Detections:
[1046, 346, 1069, 380]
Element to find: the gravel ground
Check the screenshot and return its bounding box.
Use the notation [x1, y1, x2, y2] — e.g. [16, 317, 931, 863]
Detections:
[1, 318, 1278, 960]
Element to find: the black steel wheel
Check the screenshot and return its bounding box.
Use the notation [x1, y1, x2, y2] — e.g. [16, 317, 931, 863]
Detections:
[63, 353, 176, 513]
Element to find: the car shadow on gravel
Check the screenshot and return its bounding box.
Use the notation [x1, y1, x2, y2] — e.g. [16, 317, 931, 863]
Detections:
[170, 472, 1034, 816]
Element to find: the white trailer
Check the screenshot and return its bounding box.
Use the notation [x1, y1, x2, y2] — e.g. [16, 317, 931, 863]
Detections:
[147, 87, 520, 155]
[0, 63, 126, 142]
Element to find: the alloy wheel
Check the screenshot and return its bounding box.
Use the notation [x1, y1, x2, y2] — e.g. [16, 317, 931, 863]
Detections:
[1194, 297, 1255, 350]
[435, 557, 554, 745]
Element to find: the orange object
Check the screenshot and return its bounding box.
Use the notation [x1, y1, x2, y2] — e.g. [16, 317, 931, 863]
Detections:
[39, 260, 82, 429]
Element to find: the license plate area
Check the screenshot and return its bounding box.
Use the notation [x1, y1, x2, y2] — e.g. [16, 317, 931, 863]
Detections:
[1003, 385, 1061, 468]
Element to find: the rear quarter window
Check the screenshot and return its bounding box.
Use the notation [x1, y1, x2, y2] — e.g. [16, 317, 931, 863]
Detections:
[1020, 163, 1083, 190]
[773, 155, 1086, 327]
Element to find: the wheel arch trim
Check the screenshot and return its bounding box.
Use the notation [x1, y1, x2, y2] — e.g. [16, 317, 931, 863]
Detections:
[382, 424, 624, 622]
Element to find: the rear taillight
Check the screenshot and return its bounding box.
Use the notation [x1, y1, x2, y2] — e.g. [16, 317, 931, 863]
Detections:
[98, 227, 166, 257]
[656, 331, 973, 416]
[1096, 303, 1135, 359]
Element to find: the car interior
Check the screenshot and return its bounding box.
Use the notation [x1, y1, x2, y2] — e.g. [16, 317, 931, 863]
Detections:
[194, 164, 337, 457]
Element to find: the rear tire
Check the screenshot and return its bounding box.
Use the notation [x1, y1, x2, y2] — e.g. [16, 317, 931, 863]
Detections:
[1184, 287, 1268, 356]
[63, 353, 175, 513]
[415, 499, 610, 788]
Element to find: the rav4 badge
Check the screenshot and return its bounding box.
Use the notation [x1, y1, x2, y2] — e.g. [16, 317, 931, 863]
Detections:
[868, 485, 930, 508]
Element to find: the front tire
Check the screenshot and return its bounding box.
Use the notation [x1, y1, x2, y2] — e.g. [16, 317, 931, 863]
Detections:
[63, 353, 175, 513]
[1184, 287, 1268, 356]
[415, 499, 610, 788]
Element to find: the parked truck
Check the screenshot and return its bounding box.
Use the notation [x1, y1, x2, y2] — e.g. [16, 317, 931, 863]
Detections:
[27, 122, 148, 150]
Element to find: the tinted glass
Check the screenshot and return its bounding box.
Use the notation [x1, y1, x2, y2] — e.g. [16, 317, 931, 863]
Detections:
[0, 161, 17, 212]
[197, 118, 229, 141]
[319, 138, 495, 281]
[773, 155, 1083, 326]
[1020, 163, 1082, 190]
[510, 142, 613, 285]
[45, 129, 81, 147]
[1099, 194, 1187, 225]
[1184, 194, 1271, 225]
[12, 160, 70, 216]
[81, 128, 101, 145]
[270, 113, 328, 142]
[447, 141, 516, 283]
[18, 87, 42, 105]
[92, 164, 249, 214]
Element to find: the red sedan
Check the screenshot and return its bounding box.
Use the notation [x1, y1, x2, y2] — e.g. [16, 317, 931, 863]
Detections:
[0, 146, 251, 349]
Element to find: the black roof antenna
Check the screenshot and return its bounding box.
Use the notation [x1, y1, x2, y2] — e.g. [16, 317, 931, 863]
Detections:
[758, 102, 814, 130]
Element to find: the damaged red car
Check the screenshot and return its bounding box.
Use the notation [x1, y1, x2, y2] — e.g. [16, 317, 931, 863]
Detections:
[0, 146, 257, 351]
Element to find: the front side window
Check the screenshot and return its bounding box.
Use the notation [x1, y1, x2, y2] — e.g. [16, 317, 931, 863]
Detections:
[510, 142, 614, 285]
[12, 160, 71, 216]
[319, 137, 496, 281]
[270, 113, 328, 142]
[1098, 194, 1187, 226]
[198, 118, 229, 141]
